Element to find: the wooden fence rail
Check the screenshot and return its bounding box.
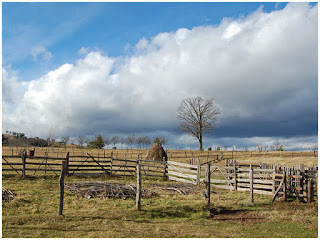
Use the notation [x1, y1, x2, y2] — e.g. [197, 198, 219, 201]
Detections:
[2, 152, 167, 179]
[2, 153, 318, 203]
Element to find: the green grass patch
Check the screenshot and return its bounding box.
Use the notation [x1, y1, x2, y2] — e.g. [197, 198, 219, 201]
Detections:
[2, 175, 318, 238]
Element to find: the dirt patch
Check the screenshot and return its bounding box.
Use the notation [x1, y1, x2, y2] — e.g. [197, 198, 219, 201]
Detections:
[212, 209, 265, 224]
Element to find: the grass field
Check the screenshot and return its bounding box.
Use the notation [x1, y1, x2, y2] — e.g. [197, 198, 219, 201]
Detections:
[2, 146, 318, 237]
[2, 174, 318, 238]
[2, 146, 318, 167]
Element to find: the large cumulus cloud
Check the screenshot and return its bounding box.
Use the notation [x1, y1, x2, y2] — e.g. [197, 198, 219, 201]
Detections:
[3, 3, 317, 146]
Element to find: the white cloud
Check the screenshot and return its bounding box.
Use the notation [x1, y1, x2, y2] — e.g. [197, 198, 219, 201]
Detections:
[78, 47, 90, 55]
[3, 3, 318, 148]
[31, 46, 53, 61]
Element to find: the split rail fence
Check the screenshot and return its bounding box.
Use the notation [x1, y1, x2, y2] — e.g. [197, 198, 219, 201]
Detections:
[2, 152, 317, 202]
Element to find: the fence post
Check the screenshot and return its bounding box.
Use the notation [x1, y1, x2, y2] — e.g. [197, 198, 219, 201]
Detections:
[250, 164, 254, 204]
[22, 151, 27, 180]
[66, 152, 69, 176]
[272, 165, 276, 195]
[196, 159, 201, 185]
[136, 161, 141, 211]
[234, 160, 237, 191]
[307, 179, 313, 203]
[163, 157, 168, 179]
[205, 164, 211, 207]
[59, 160, 67, 215]
[283, 167, 287, 201]
[110, 152, 113, 177]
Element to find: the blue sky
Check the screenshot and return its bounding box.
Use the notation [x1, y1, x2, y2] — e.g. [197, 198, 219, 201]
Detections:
[3, 2, 289, 81]
[2, 2, 318, 151]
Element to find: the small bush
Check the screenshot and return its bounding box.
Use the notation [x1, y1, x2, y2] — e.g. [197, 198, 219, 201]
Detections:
[208, 147, 212, 151]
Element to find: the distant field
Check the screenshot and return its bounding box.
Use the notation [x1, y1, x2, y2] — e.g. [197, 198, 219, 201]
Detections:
[2, 146, 318, 167]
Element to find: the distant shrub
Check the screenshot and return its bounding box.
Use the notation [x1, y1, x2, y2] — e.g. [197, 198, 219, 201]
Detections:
[112, 147, 117, 149]
[208, 147, 212, 151]
[217, 146, 221, 151]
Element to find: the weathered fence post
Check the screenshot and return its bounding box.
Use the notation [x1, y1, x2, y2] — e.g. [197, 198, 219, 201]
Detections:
[283, 167, 287, 201]
[163, 157, 168, 179]
[66, 152, 69, 176]
[250, 164, 254, 204]
[22, 151, 27, 180]
[307, 179, 313, 203]
[205, 164, 211, 207]
[136, 161, 141, 211]
[59, 160, 67, 215]
[272, 165, 276, 195]
[110, 152, 113, 177]
[196, 159, 201, 185]
[234, 160, 237, 191]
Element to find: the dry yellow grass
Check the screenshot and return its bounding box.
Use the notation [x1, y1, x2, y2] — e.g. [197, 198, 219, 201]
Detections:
[2, 146, 318, 167]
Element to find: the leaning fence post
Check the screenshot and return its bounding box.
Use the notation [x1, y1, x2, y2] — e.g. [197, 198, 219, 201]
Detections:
[250, 164, 254, 204]
[59, 160, 67, 215]
[22, 151, 27, 180]
[205, 164, 211, 207]
[136, 161, 141, 211]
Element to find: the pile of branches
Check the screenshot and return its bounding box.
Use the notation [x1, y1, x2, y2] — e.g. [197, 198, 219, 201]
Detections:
[2, 189, 15, 202]
[65, 181, 156, 199]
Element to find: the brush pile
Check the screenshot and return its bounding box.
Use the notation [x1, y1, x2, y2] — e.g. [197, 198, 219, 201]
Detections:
[65, 181, 156, 199]
[2, 189, 15, 202]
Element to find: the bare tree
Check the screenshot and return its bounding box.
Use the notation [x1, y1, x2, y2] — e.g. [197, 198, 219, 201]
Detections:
[120, 137, 126, 149]
[84, 137, 92, 147]
[271, 140, 283, 151]
[177, 96, 221, 150]
[145, 136, 151, 149]
[136, 136, 144, 150]
[61, 136, 70, 150]
[159, 136, 168, 147]
[126, 134, 136, 149]
[257, 142, 264, 152]
[103, 136, 111, 149]
[111, 136, 120, 148]
[77, 136, 86, 148]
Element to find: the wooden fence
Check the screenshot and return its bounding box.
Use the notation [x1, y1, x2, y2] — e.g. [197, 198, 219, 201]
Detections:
[2, 152, 167, 179]
[166, 159, 318, 202]
[2, 152, 317, 202]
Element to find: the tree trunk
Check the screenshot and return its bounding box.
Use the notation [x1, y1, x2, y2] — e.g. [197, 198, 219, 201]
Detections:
[199, 132, 203, 151]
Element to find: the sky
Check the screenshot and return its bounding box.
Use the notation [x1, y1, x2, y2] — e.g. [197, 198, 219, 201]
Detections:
[2, 2, 318, 151]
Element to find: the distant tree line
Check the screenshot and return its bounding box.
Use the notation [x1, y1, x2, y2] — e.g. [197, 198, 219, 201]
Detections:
[3, 131, 169, 150]
[2, 132, 49, 147]
[60, 134, 169, 150]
